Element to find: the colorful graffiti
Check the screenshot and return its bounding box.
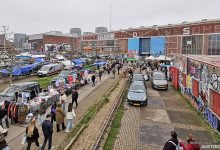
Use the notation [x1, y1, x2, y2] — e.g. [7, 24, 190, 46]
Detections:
[210, 73, 220, 92]
[177, 60, 220, 132]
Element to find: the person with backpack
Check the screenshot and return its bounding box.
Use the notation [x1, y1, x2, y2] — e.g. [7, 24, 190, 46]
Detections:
[163, 131, 182, 150]
[26, 118, 40, 150]
[50, 102, 57, 125]
[72, 89, 79, 108]
[65, 103, 76, 133]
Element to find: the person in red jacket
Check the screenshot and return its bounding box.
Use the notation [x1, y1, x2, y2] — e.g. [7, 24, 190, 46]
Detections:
[180, 133, 201, 150]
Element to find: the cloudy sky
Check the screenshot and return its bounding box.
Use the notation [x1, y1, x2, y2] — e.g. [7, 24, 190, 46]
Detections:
[0, 0, 219, 35]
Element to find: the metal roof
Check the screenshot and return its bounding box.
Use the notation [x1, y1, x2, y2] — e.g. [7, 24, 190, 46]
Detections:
[180, 55, 220, 68]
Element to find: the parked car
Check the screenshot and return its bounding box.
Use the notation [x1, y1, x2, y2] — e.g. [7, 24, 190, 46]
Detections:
[127, 81, 147, 106]
[37, 63, 63, 77]
[132, 73, 144, 82]
[151, 71, 168, 90]
[0, 82, 40, 105]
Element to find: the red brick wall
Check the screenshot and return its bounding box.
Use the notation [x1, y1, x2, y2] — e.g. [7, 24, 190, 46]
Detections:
[114, 22, 220, 39]
[117, 39, 128, 53]
[166, 36, 178, 55]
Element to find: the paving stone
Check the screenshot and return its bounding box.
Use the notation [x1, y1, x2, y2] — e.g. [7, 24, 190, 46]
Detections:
[140, 123, 173, 146]
[167, 110, 203, 127]
[140, 108, 170, 123]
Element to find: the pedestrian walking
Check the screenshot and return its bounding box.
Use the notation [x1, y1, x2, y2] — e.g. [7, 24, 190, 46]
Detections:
[50, 102, 57, 125]
[112, 68, 116, 78]
[60, 92, 67, 112]
[65, 103, 76, 133]
[163, 131, 181, 150]
[179, 133, 200, 150]
[38, 98, 47, 124]
[72, 89, 79, 108]
[0, 108, 9, 128]
[91, 74, 96, 86]
[56, 103, 66, 132]
[26, 118, 40, 150]
[117, 64, 120, 75]
[98, 70, 102, 82]
[107, 67, 110, 75]
[41, 114, 53, 150]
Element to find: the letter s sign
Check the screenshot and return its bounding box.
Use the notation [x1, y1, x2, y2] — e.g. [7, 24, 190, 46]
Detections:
[183, 27, 191, 35]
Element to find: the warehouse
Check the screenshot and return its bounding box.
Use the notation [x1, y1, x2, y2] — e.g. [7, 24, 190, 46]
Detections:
[80, 19, 220, 56]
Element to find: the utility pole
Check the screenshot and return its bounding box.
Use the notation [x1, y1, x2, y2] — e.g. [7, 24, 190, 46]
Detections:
[110, 5, 112, 31]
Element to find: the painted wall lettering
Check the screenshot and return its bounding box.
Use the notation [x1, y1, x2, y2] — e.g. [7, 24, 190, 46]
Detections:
[183, 27, 191, 35]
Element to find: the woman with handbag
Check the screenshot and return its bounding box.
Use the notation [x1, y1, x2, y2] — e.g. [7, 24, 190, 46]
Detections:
[65, 103, 76, 133]
[25, 118, 40, 150]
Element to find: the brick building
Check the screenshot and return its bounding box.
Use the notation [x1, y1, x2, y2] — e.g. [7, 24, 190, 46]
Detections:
[79, 19, 220, 56]
[28, 31, 78, 52]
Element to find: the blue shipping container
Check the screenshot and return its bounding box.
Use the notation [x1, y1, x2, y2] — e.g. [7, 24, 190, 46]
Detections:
[150, 37, 165, 56]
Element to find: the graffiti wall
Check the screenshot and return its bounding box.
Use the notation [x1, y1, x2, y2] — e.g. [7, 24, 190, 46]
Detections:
[177, 57, 220, 131]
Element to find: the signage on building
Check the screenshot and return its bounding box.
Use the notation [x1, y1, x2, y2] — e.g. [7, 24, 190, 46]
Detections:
[183, 27, 191, 35]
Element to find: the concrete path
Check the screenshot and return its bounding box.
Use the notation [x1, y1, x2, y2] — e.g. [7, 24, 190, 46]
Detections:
[6, 73, 117, 150]
[114, 81, 217, 150]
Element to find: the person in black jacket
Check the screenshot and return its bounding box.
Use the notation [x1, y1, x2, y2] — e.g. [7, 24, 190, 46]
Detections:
[163, 131, 180, 150]
[26, 118, 40, 150]
[72, 89, 79, 108]
[0, 108, 9, 128]
[41, 114, 53, 150]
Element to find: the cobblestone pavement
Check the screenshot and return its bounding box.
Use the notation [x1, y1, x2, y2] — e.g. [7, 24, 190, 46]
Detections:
[114, 80, 217, 150]
[70, 78, 126, 150]
[6, 73, 120, 150]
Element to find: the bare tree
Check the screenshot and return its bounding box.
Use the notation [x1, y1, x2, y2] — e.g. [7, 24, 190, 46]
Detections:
[1, 26, 18, 86]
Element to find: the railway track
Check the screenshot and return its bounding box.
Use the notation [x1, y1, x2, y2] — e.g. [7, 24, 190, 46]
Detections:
[92, 78, 129, 150]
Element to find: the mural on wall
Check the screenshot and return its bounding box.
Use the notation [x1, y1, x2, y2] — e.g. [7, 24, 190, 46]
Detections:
[177, 57, 220, 131]
[210, 73, 220, 93]
[200, 64, 209, 106]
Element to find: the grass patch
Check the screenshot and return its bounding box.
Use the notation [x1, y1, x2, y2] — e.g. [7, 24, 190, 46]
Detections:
[34, 76, 54, 89]
[103, 81, 129, 150]
[177, 91, 220, 144]
[103, 104, 124, 150]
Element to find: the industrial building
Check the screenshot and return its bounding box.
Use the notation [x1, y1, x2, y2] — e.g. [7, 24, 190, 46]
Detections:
[14, 33, 27, 49]
[70, 28, 82, 37]
[28, 31, 78, 52]
[80, 19, 220, 56]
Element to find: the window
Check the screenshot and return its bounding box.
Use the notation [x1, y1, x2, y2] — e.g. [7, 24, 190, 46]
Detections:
[208, 34, 220, 55]
[182, 35, 202, 54]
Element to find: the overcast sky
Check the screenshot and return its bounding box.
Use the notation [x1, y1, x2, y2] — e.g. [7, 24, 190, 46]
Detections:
[0, 0, 219, 35]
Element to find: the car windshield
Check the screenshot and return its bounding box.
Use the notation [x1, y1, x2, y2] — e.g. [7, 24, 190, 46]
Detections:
[130, 84, 145, 93]
[0, 86, 17, 97]
[40, 65, 51, 71]
[154, 74, 166, 80]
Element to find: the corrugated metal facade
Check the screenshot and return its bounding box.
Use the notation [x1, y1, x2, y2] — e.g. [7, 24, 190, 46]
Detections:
[139, 38, 150, 55]
[150, 37, 165, 56]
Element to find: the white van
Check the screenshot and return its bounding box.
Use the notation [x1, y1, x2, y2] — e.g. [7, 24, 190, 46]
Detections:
[37, 63, 63, 77]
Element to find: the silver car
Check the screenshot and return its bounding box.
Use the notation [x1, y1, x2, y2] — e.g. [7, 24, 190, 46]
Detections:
[151, 71, 168, 90]
[127, 82, 147, 106]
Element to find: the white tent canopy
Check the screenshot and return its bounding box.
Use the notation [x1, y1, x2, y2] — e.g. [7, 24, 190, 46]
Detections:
[155, 55, 172, 61]
[145, 55, 155, 60]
